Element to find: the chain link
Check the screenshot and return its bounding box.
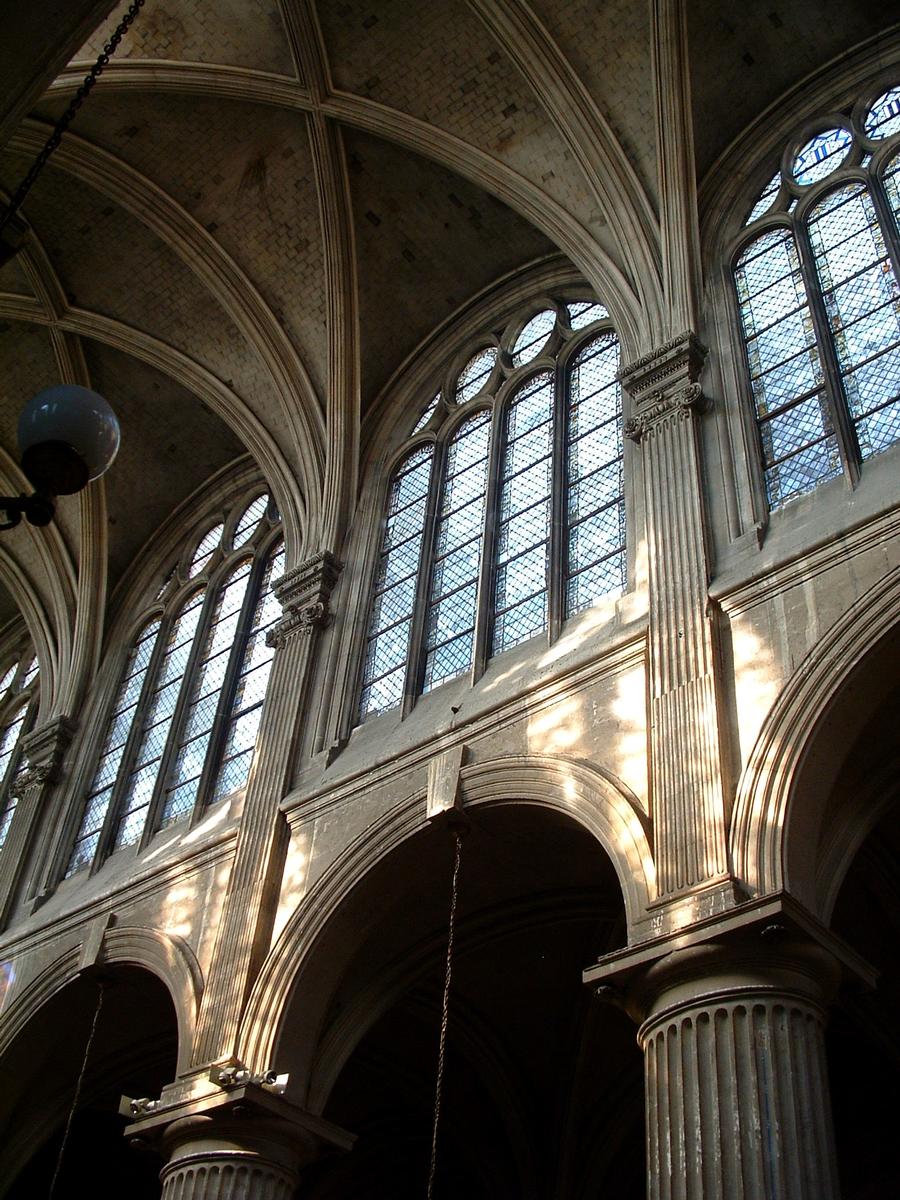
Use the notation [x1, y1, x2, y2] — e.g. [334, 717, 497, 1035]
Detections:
[0, 0, 146, 238]
[426, 828, 464, 1200]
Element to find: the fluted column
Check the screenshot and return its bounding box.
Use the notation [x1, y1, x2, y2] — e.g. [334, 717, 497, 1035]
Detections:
[621, 334, 732, 902]
[160, 1114, 298, 1200]
[0, 716, 75, 927]
[192, 552, 342, 1066]
[635, 938, 841, 1200]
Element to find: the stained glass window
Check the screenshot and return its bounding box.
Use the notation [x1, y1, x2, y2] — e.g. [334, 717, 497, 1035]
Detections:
[0, 647, 39, 857]
[359, 294, 625, 719]
[359, 446, 434, 718]
[424, 412, 491, 690]
[65, 490, 282, 875]
[735, 91, 900, 508]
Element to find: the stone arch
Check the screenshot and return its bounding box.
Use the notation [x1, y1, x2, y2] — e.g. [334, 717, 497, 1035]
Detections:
[240, 754, 653, 1089]
[0, 925, 202, 1074]
[730, 564, 900, 912]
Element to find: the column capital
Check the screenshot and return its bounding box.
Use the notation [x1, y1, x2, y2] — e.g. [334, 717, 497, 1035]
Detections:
[585, 892, 876, 1024]
[17, 715, 77, 783]
[267, 551, 343, 647]
[125, 1081, 353, 1195]
[619, 331, 708, 442]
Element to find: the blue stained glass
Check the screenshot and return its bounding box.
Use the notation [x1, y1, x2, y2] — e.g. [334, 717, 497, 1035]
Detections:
[792, 127, 852, 185]
[865, 88, 900, 139]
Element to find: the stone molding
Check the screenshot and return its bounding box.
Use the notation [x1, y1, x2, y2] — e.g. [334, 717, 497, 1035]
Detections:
[267, 552, 343, 647]
[18, 715, 77, 781]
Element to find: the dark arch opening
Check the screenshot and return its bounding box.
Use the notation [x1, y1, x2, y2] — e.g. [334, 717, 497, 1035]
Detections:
[283, 804, 644, 1199]
[827, 734, 900, 1200]
[0, 964, 178, 1198]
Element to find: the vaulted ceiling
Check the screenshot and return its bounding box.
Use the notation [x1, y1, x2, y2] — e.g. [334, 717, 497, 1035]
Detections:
[0, 0, 895, 705]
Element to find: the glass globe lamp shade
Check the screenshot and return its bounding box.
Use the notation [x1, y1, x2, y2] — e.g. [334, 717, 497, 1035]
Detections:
[18, 385, 120, 495]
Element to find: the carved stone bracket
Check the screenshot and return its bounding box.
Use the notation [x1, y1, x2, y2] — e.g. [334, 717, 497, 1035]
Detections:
[619, 331, 708, 442]
[15, 716, 78, 793]
[266, 551, 343, 648]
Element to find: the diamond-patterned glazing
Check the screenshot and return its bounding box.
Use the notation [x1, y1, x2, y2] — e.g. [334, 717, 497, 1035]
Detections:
[412, 391, 440, 434]
[214, 749, 254, 801]
[746, 169, 782, 224]
[568, 302, 609, 329]
[792, 127, 852, 185]
[233, 494, 268, 547]
[866, 88, 900, 139]
[456, 347, 497, 402]
[493, 592, 547, 653]
[567, 553, 626, 613]
[189, 522, 224, 578]
[765, 435, 841, 506]
[512, 309, 555, 366]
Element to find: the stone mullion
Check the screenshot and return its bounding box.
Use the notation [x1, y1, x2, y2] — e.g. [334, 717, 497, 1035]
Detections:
[0, 717, 75, 926]
[192, 553, 341, 1068]
[622, 334, 729, 900]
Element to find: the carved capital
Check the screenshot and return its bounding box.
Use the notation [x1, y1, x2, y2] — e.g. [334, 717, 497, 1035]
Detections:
[619, 331, 706, 399]
[15, 715, 77, 791]
[619, 334, 708, 442]
[266, 551, 343, 649]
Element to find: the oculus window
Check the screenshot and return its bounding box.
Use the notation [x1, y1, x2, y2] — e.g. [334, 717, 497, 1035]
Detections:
[734, 85, 900, 509]
[359, 296, 625, 720]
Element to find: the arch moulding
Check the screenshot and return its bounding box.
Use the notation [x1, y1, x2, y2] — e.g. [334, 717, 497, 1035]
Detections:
[0, 925, 203, 1075]
[730, 563, 900, 911]
[239, 753, 655, 1081]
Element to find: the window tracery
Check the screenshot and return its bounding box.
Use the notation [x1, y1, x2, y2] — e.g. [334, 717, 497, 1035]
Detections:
[359, 296, 624, 721]
[734, 84, 900, 509]
[65, 491, 282, 876]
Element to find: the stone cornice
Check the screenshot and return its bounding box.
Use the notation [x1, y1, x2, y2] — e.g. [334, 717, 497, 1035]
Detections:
[619, 331, 708, 442]
[267, 552, 343, 646]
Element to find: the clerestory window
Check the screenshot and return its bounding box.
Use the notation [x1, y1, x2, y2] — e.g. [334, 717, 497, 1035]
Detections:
[359, 296, 625, 720]
[0, 648, 39, 853]
[733, 84, 900, 509]
[65, 491, 283, 876]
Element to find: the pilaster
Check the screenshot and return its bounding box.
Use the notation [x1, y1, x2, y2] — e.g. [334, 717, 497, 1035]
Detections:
[0, 716, 76, 927]
[621, 334, 732, 903]
[191, 552, 341, 1067]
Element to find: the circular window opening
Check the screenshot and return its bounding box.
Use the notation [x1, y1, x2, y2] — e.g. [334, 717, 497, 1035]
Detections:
[456, 347, 497, 403]
[512, 309, 556, 366]
[792, 127, 852, 185]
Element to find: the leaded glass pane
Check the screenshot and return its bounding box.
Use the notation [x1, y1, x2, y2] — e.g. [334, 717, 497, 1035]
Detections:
[413, 392, 440, 434]
[65, 619, 162, 875]
[0, 708, 28, 850]
[566, 335, 625, 612]
[113, 593, 206, 847]
[735, 229, 832, 506]
[233, 494, 268, 547]
[493, 374, 553, 654]
[423, 412, 491, 692]
[792, 127, 852, 185]
[161, 562, 252, 825]
[746, 170, 782, 225]
[360, 448, 434, 718]
[21, 656, 38, 688]
[189, 523, 224, 578]
[808, 181, 900, 461]
[456, 347, 497, 403]
[211, 541, 284, 801]
[512, 310, 555, 366]
[0, 664, 15, 694]
[865, 87, 900, 139]
[568, 302, 609, 329]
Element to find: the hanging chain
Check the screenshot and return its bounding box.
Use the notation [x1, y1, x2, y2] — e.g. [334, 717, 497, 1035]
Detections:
[0, 0, 146, 238]
[48, 979, 106, 1200]
[426, 827, 464, 1200]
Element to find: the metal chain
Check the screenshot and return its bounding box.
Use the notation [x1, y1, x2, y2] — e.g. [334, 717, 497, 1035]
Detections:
[48, 980, 106, 1200]
[0, 0, 146, 238]
[426, 828, 464, 1200]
